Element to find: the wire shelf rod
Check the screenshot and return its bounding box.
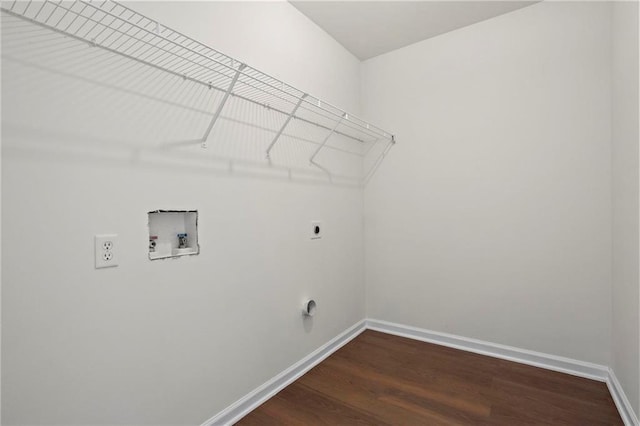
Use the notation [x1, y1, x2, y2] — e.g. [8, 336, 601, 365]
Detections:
[92, 8, 138, 46]
[72, 0, 392, 139]
[362, 138, 382, 158]
[8, 1, 389, 142]
[265, 94, 307, 158]
[22, 0, 34, 15]
[61, 1, 90, 31]
[3, 37, 220, 121]
[2, 8, 377, 145]
[108, 16, 153, 52]
[2, 1, 394, 148]
[363, 138, 395, 185]
[79, 3, 120, 40]
[68, 1, 112, 35]
[201, 63, 246, 147]
[73, 2, 280, 80]
[1, 7, 215, 88]
[207, 115, 368, 158]
[228, 78, 384, 141]
[33, 1, 49, 20]
[310, 114, 345, 164]
[119, 23, 178, 60]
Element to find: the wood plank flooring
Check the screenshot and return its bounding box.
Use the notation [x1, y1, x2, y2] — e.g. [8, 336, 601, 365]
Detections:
[238, 330, 622, 425]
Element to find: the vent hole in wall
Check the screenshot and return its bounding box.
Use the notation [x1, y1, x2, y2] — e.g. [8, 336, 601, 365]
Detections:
[303, 300, 317, 316]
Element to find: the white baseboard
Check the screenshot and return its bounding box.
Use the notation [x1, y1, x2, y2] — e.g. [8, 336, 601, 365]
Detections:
[608, 368, 640, 426]
[204, 318, 636, 425]
[366, 319, 640, 425]
[201, 320, 366, 426]
[366, 319, 609, 382]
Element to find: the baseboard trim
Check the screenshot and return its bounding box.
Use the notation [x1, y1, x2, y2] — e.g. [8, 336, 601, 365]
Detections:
[201, 320, 367, 426]
[204, 318, 636, 425]
[366, 319, 609, 382]
[607, 368, 640, 426]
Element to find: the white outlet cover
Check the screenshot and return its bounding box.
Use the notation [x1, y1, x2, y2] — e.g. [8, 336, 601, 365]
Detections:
[310, 221, 322, 240]
[95, 234, 118, 269]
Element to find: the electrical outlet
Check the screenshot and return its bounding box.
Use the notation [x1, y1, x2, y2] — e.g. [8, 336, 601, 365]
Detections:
[95, 234, 118, 269]
[310, 221, 322, 240]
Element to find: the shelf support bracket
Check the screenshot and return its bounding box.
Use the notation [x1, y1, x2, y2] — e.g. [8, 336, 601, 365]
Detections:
[201, 63, 246, 148]
[266, 94, 308, 159]
[362, 137, 395, 185]
[309, 113, 346, 166]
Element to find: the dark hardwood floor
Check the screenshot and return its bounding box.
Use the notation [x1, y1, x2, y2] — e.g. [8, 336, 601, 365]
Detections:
[237, 330, 622, 425]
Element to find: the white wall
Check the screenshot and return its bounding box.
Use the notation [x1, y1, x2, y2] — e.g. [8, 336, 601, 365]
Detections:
[3, 1, 638, 424]
[1, 2, 364, 425]
[362, 2, 613, 364]
[612, 0, 640, 418]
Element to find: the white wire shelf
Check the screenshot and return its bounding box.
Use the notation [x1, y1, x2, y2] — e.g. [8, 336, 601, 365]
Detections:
[1, 0, 396, 182]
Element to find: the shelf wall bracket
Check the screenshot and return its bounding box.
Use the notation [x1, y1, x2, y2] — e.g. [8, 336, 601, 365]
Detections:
[309, 113, 346, 166]
[201, 63, 246, 148]
[265, 93, 308, 159]
[362, 136, 395, 185]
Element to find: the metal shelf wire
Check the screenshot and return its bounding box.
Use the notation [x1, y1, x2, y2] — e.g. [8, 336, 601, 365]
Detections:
[1, 0, 395, 182]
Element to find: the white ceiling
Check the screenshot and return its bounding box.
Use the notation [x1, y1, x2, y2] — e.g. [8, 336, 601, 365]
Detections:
[290, 1, 538, 60]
